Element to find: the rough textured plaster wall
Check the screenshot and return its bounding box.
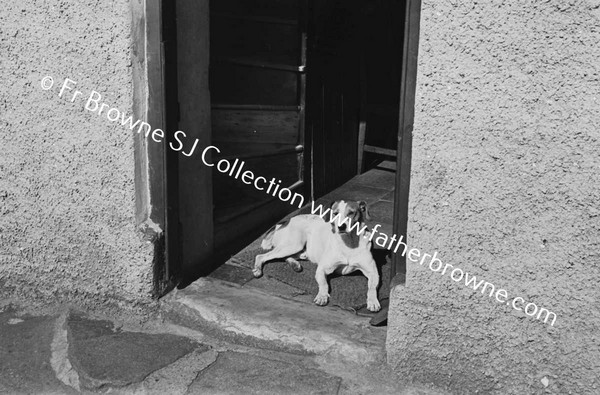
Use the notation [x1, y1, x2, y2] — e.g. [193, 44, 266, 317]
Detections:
[387, 0, 600, 393]
[0, 1, 155, 317]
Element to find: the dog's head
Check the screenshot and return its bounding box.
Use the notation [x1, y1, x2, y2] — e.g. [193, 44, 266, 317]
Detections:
[329, 200, 371, 234]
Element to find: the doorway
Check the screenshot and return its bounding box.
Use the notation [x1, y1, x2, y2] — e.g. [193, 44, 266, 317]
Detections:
[157, 0, 418, 310]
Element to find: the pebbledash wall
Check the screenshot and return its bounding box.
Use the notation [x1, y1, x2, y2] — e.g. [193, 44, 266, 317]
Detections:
[387, 0, 600, 394]
[0, 1, 155, 317]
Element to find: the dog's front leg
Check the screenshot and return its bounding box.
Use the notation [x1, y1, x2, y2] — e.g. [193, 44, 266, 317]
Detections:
[362, 262, 381, 312]
[253, 254, 267, 278]
[313, 266, 330, 306]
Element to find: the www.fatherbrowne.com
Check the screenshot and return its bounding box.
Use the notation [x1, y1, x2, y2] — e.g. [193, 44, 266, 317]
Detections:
[309, 201, 558, 327]
[44, 76, 557, 327]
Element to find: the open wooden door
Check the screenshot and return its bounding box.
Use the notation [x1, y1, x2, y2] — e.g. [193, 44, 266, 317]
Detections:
[209, 0, 308, 252]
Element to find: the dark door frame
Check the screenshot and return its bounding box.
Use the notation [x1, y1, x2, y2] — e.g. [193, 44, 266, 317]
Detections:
[391, 0, 422, 288]
[132, 0, 213, 297]
[131, 0, 178, 298]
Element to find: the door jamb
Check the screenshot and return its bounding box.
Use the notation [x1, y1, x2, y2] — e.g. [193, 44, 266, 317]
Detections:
[131, 0, 181, 298]
[391, 0, 422, 288]
[173, 0, 214, 282]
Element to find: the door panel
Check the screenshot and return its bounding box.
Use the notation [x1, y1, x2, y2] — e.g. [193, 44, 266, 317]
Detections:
[212, 109, 299, 145]
[210, 64, 299, 106]
[212, 19, 299, 65]
[210, 0, 307, 251]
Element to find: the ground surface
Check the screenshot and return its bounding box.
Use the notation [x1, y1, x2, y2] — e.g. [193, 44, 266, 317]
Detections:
[0, 298, 443, 395]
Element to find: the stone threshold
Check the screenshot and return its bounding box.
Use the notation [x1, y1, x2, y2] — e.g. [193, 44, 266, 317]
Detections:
[160, 277, 387, 365]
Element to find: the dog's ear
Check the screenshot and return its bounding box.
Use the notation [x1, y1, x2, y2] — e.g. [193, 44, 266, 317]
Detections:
[358, 201, 371, 220]
[329, 202, 337, 233]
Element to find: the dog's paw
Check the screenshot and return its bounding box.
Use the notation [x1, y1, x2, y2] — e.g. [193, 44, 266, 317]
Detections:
[299, 252, 308, 260]
[367, 298, 381, 312]
[314, 293, 329, 306]
[285, 257, 303, 272]
[252, 268, 263, 278]
[291, 262, 303, 272]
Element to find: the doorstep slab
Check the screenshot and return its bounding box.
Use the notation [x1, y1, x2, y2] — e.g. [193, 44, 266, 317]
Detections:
[243, 274, 314, 306]
[162, 277, 386, 364]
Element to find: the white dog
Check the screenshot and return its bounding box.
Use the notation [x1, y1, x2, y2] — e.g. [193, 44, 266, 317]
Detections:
[253, 200, 381, 312]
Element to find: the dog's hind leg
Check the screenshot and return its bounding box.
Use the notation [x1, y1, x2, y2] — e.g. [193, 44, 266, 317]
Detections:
[286, 257, 303, 272]
[253, 243, 304, 278]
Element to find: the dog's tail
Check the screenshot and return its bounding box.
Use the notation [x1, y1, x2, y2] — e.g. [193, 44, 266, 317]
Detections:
[261, 225, 278, 250]
[260, 219, 289, 250]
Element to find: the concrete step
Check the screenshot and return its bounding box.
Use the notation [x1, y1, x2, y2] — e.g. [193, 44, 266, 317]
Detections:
[161, 277, 386, 365]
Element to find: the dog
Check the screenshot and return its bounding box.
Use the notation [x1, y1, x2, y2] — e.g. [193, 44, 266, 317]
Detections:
[253, 200, 381, 312]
